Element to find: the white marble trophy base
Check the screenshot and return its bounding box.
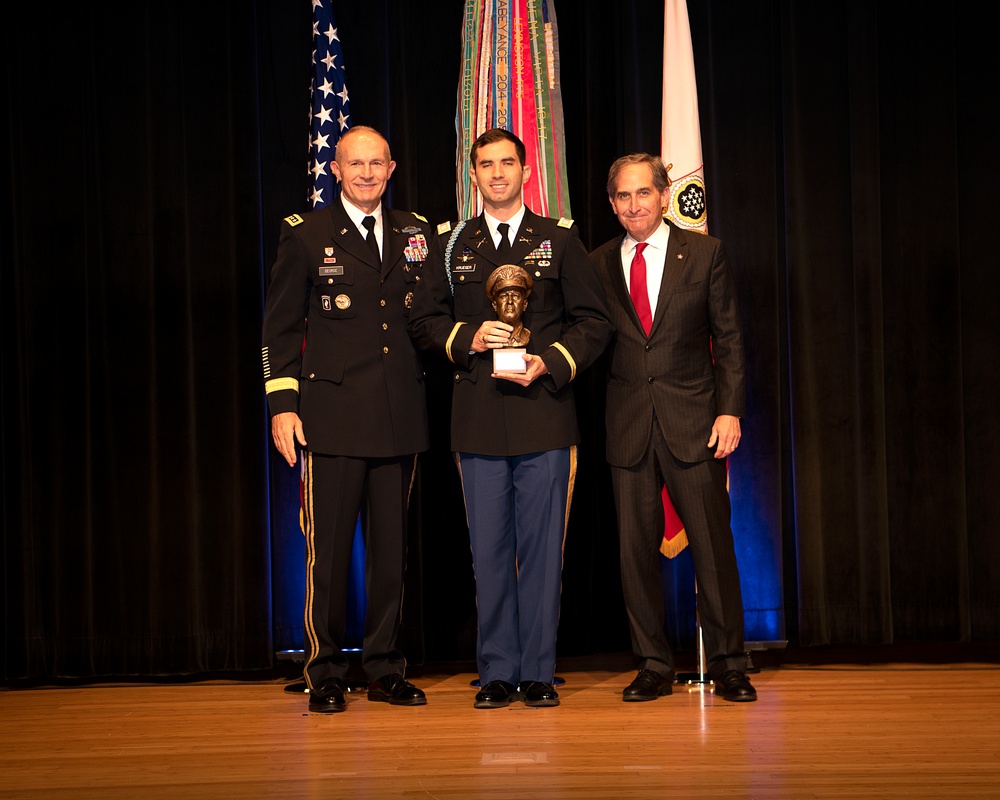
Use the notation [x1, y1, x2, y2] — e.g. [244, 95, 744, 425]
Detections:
[493, 348, 527, 373]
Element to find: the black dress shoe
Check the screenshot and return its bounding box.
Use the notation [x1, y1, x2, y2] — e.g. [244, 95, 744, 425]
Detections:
[622, 669, 674, 702]
[714, 670, 757, 702]
[474, 680, 518, 709]
[521, 681, 560, 707]
[367, 673, 427, 706]
[308, 678, 347, 713]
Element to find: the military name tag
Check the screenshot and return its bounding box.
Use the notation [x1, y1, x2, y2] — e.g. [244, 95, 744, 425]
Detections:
[319, 266, 344, 276]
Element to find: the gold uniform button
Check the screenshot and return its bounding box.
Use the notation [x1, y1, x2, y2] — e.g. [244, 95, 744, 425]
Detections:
[382, 323, 388, 330]
[383, 346, 389, 354]
[309, 373, 315, 379]
[328, 278, 334, 284]
[380, 299, 386, 307]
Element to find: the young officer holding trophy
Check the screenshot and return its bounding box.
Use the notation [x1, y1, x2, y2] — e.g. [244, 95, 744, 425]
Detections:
[408, 128, 611, 709]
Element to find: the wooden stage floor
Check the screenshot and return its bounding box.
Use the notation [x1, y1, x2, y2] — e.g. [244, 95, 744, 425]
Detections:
[3, 649, 1000, 799]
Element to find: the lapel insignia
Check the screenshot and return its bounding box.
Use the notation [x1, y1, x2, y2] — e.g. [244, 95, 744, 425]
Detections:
[339, 228, 349, 235]
[524, 226, 534, 234]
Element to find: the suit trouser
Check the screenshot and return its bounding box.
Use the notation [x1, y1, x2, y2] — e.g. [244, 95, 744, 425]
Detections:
[301, 451, 416, 690]
[456, 447, 575, 686]
[610, 424, 746, 679]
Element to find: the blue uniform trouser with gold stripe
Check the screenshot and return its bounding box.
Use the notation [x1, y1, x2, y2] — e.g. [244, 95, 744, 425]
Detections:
[301, 451, 416, 691]
[456, 446, 575, 687]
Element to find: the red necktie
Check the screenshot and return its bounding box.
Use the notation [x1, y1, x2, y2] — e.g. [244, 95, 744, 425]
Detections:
[629, 242, 652, 335]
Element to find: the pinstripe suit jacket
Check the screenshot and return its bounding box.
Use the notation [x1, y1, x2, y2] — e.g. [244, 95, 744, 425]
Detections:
[591, 220, 745, 468]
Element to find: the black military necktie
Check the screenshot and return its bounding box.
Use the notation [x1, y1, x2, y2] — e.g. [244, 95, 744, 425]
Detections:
[362, 215, 381, 264]
[496, 222, 512, 261]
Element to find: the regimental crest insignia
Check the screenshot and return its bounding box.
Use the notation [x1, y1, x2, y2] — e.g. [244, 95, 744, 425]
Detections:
[667, 175, 708, 231]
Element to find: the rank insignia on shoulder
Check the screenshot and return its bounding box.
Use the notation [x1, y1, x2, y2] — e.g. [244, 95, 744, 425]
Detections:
[437, 221, 452, 235]
[557, 217, 574, 229]
[413, 213, 428, 223]
[284, 214, 304, 227]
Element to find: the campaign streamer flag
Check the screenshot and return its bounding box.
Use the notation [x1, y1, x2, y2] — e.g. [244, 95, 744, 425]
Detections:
[456, 0, 571, 219]
[658, 0, 707, 557]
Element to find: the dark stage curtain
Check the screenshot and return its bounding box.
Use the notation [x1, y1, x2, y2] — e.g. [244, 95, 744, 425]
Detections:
[4, 1, 998, 680]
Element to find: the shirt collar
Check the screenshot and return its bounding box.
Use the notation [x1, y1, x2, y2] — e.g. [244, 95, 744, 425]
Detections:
[340, 195, 383, 233]
[625, 218, 671, 253]
[483, 205, 526, 243]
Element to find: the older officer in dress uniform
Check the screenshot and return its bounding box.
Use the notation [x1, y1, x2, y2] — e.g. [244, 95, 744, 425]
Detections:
[408, 128, 611, 709]
[262, 126, 430, 713]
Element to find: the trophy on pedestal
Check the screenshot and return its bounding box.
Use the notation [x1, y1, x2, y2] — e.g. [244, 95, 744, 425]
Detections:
[485, 265, 534, 373]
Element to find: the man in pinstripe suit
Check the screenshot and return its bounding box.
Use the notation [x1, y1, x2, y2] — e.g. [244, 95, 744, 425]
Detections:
[591, 153, 756, 703]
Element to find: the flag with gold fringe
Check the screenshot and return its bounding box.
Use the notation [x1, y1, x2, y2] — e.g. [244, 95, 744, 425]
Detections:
[661, 0, 707, 235]
[456, 0, 571, 219]
[658, 0, 708, 557]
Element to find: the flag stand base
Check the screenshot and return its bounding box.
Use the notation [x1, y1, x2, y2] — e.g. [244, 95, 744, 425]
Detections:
[675, 578, 711, 687]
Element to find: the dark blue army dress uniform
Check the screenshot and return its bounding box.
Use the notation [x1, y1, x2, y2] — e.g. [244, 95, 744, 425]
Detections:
[261, 197, 430, 695]
[408, 209, 611, 699]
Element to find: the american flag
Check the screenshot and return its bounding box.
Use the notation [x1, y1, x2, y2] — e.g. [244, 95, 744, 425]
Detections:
[309, 0, 351, 210]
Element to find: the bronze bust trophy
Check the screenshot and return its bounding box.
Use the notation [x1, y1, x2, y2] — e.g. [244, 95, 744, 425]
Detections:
[485, 265, 533, 373]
